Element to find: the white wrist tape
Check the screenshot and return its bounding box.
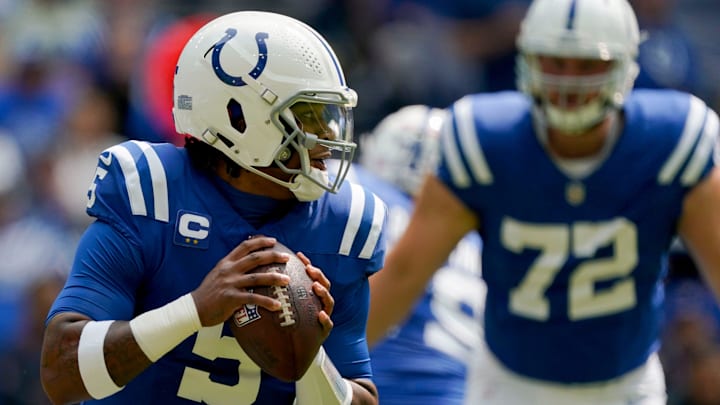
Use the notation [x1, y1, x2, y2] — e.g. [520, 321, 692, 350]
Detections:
[78, 320, 124, 399]
[295, 346, 353, 405]
[129, 293, 202, 362]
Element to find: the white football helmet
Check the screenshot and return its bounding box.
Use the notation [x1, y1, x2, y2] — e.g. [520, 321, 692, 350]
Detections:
[516, 0, 641, 134]
[360, 105, 445, 196]
[173, 11, 357, 200]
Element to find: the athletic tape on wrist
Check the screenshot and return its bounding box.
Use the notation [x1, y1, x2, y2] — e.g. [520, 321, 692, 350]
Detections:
[295, 346, 353, 405]
[129, 293, 202, 362]
[78, 320, 124, 399]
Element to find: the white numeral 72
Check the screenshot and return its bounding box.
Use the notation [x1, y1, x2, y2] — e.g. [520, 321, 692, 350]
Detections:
[502, 217, 638, 321]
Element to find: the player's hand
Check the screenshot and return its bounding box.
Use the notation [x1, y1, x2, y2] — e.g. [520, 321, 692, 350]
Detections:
[297, 252, 334, 338]
[192, 236, 291, 327]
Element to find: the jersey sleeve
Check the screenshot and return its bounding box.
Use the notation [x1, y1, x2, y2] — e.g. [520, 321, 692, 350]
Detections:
[323, 278, 374, 379]
[47, 220, 144, 322]
[336, 182, 388, 276]
[327, 184, 387, 378]
[49, 140, 179, 322]
[296, 181, 388, 380]
[435, 93, 531, 211]
[653, 93, 719, 188]
[87, 140, 173, 233]
[301, 181, 387, 284]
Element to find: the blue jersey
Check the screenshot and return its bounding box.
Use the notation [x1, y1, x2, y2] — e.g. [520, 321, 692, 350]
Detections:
[437, 89, 718, 383]
[346, 165, 484, 404]
[48, 141, 387, 404]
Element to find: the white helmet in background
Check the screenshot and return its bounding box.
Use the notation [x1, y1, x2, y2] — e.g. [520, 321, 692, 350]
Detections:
[173, 11, 357, 200]
[516, 0, 641, 134]
[360, 105, 446, 196]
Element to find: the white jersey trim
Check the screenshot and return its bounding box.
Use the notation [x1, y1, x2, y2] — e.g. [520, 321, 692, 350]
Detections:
[455, 96, 494, 186]
[338, 183, 384, 259]
[442, 110, 471, 188]
[132, 141, 170, 222]
[359, 193, 385, 259]
[339, 183, 365, 256]
[681, 109, 719, 185]
[107, 144, 147, 217]
[658, 96, 707, 185]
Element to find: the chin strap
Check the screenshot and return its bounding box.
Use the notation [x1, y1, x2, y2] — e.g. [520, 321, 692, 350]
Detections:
[290, 167, 330, 202]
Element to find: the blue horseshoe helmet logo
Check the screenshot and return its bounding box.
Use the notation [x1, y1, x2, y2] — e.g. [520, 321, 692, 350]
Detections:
[210, 28, 269, 86]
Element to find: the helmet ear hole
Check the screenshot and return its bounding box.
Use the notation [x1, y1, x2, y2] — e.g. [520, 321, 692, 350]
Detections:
[227, 99, 246, 133]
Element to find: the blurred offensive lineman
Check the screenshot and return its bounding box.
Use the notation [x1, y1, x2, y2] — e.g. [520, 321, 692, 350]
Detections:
[357, 105, 485, 405]
[40, 11, 385, 405]
[368, 0, 720, 404]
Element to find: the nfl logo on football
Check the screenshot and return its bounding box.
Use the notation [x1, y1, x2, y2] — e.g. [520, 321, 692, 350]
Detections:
[233, 302, 261, 327]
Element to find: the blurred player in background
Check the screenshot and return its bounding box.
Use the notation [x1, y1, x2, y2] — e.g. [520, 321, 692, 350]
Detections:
[368, 0, 720, 404]
[40, 11, 384, 405]
[357, 105, 484, 405]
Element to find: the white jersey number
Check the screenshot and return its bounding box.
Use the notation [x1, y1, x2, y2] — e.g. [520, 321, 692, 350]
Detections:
[502, 217, 638, 321]
[423, 238, 485, 361]
[386, 204, 485, 360]
[177, 324, 261, 404]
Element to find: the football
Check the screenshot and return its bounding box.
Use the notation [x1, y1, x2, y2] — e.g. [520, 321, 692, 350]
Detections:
[228, 240, 325, 382]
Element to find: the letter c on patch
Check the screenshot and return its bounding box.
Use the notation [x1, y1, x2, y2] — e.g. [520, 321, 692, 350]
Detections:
[179, 213, 210, 240]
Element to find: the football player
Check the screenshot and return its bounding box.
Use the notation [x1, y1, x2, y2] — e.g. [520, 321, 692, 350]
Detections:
[40, 11, 385, 405]
[358, 105, 484, 405]
[368, 0, 720, 404]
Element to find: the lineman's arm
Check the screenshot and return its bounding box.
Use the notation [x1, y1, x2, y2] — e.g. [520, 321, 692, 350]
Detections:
[367, 175, 479, 346]
[678, 166, 720, 302]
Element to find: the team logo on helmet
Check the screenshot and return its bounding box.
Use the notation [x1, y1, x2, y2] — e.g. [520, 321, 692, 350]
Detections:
[209, 28, 269, 87]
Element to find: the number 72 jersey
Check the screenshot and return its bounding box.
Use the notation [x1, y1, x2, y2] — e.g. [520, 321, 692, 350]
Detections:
[437, 89, 719, 383]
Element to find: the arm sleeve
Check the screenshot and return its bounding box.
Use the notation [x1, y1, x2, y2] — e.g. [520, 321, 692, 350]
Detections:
[47, 220, 145, 323]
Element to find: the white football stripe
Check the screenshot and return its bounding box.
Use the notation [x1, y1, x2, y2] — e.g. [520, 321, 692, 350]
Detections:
[107, 144, 147, 216]
[454, 96, 493, 185]
[681, 109, 719, 185]
[658, 96, 707, 184]
[132, 141, 170, 222]
[339, 183, 365, 256]
[359, 193, 385, 259]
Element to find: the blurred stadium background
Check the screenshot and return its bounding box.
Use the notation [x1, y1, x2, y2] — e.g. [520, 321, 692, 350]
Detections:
[0, 0, 718, 404]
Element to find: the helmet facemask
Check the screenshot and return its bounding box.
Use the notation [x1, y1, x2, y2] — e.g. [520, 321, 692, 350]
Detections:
[518, 54, 637, 134]
[269, 91, 356, 200]
[216, 89, 357, 201]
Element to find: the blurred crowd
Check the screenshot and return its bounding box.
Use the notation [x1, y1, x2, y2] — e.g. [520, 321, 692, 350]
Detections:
[0, 0, 718, 403]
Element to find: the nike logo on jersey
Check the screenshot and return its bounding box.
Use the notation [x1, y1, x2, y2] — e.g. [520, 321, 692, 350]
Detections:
[174, 210, 211, 249]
